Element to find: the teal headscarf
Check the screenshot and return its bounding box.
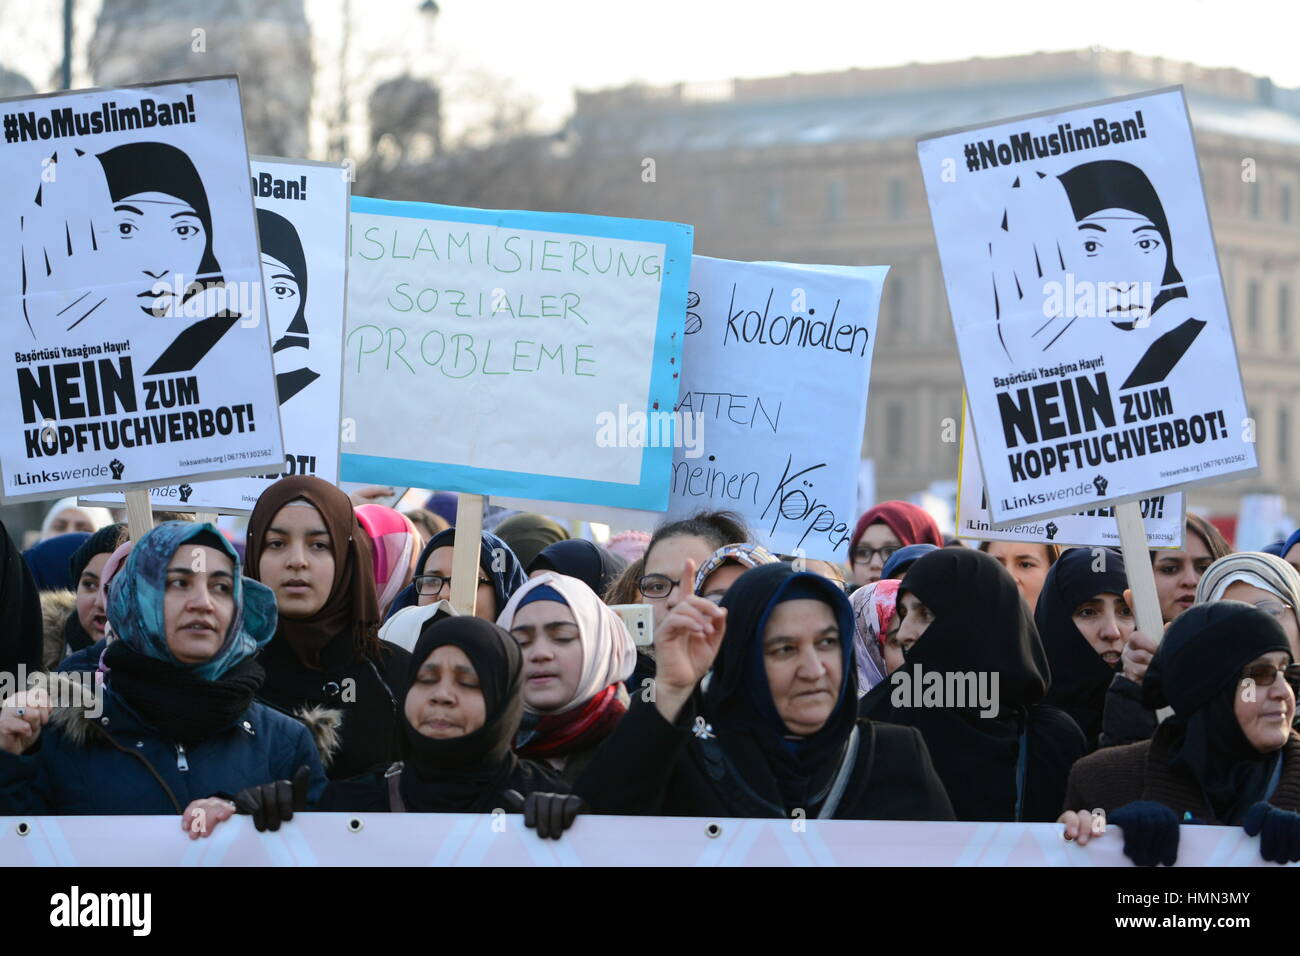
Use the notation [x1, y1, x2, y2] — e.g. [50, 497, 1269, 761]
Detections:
[108, 521, 277, 680]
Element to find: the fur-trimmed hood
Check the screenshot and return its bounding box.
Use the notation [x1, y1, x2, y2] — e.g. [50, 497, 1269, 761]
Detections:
[295, 704, 343, 769]
[42, 670, 106, 749]
[39, 590, 77, 670]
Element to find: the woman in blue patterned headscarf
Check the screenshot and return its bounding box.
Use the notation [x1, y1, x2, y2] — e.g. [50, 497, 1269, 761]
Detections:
[0, 521, 327, 820]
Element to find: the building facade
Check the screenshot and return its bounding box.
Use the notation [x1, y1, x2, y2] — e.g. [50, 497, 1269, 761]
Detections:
[571, 50, 1300, 521]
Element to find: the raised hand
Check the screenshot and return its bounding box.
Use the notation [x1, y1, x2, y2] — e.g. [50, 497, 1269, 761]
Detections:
[651, 558, 726, 723]
[19, 147, 120, 339]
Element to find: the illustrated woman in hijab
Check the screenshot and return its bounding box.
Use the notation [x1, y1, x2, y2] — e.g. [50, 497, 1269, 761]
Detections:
[994, 160, 1203, 389]
[573, 562, 954, 821]
[257, 209, 319, 404]
[97, 142, 243, 376]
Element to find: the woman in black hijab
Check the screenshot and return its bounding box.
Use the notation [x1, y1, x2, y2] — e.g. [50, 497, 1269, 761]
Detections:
[318, 616, 578, 834]
[859, 547, 1086, 822]
[527, 539, 627, 597]
[575, 563, 953, 820]
[1062, 602, 1300, 864]
[1035, 546, 1131, 751]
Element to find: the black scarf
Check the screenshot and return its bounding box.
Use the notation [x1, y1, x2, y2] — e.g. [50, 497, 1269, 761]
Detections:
[1036, 547, 1127, 750]
[397, 616, 526, 812]
[702, 564, 859, 815]
[1145, 601, 1292, 824]
[104, 641, 264, 745]
[859, 547, 1050, 821]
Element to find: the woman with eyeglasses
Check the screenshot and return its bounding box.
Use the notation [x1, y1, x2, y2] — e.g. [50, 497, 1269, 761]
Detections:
[385, 528, 527, 623]
[1196, 553, 1300, 659]
[848, 502, 943, 588]
[1061, 602, 1300, 865]
[246, 477, 411, 781]
[498, 573, 638, 783]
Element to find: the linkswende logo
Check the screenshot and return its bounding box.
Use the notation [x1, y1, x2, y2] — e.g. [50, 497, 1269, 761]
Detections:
[595, 403, 704, 459]
[49, 887, 151, 936]
[889, 663, 1000, 718]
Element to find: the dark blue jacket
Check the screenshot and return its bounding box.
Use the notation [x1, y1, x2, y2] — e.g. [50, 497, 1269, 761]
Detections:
[0, 684, 326, 814]
[56, 638, 107, 675]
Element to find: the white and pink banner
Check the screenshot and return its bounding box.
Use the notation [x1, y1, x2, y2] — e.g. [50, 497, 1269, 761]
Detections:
[0, 814, 1288, 866]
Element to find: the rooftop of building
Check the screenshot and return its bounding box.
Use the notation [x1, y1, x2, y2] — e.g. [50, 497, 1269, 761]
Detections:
[573, 49, 1300, 151]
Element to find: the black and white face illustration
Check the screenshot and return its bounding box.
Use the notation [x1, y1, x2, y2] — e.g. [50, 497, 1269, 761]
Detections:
[256, 208, 317, 404]
[112, 190, 209, 316]
[97, 142, 224, 320]
[1057, 160, 1185, 331]
[262, 251, 303, 344]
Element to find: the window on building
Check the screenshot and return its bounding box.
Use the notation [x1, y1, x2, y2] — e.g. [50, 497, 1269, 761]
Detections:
[1283, 185, 1294, 224]
[1248, 280, 1261, 345]
[1280, 408, 1291, 468]
[1251, 183, 1261, 219]
[1281, 284, 1292, 350]
[889, 178, 904, 220]
[886, 402, 905, 459]
[890, 276, 906, 331]
[826, 180, 842, 223]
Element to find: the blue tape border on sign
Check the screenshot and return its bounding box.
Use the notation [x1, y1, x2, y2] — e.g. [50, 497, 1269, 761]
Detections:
[342, 196, 693, 511]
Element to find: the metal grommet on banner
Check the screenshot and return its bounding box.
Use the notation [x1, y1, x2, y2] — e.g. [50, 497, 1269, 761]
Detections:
[347, 817, 364, 833]
[705, 822, 722, 839]
[323, 682, 341, 699]
[16, 821, 30, 836]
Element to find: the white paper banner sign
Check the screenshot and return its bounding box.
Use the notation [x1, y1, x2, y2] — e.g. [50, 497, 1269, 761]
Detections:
[919, 87, 1257, 524]
[341, 199, 691, 511]
[667, 256, 886, 561]
[957, 401, 1185, 547]
[82, 156, 348, 514]
[0, 76, 284, 501]
[0, 814, 1285, 867]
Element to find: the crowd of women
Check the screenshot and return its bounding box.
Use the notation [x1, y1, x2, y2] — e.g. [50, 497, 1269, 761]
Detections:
[3, 485, 1300, 864]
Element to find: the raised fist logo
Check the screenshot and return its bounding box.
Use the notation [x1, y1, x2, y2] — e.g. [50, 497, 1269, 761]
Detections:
[1092, 474, 1109, 496]
[109, 458, 125, 480]
[1044, 521, 1059, 541]
[178, 483, 193, 503]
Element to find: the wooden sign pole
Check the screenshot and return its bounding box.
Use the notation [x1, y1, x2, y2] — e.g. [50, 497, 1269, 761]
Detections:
[449, 493, 485, 616]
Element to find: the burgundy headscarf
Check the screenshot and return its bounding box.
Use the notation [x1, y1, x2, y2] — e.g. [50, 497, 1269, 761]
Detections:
[850, 501, 944, 553]
[246, 476, 380, 669]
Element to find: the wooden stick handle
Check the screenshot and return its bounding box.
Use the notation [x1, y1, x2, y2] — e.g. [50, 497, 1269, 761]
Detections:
[450, 494, 485, 616]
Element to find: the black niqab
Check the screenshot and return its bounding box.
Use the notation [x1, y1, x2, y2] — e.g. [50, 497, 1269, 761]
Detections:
[1036, 546, 1127, 749]
[859, 547, 1051, 821]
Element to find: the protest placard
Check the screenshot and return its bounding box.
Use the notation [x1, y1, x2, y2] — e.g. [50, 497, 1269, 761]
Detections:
[919, 87, 1257, 525]
[956, 400, 1185, 547]
[496, 257, 886, 562]
[0, 76, 284, 502]
[340, 198, 692, 511]
[82, 155, 347, 514]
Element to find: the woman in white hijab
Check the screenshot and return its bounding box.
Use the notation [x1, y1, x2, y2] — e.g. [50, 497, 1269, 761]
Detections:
[1197, 552, 1300, 659]
[497, 572, 637, 782]
[40, 498, 113, 541]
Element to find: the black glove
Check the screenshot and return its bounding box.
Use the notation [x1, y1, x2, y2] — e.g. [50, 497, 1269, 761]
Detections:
[1243, 802, 1300, 864]
[502, 789, 585, 840]
[1108, 801, 1180, 867]
[234, 765, 312, 832]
